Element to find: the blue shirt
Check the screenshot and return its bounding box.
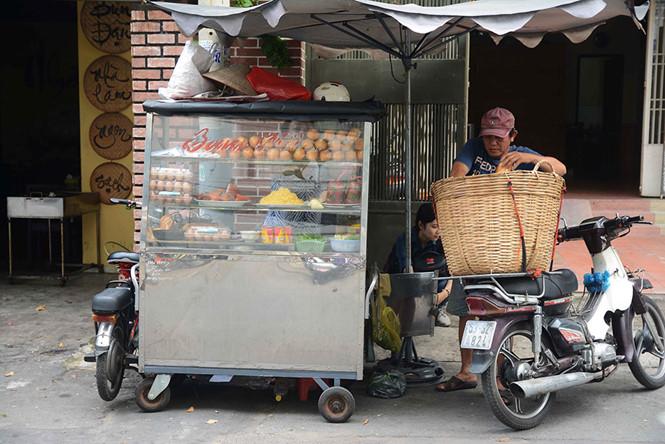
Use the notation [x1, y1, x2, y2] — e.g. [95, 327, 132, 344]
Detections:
[384, 227, 448, 292]
[455, 137, 541, 176]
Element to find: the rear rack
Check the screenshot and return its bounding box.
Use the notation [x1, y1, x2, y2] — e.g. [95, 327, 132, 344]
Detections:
[435, 271, 565, 305]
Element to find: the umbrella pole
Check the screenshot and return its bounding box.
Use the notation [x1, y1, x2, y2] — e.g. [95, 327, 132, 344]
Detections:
[405, 49, 413, 272]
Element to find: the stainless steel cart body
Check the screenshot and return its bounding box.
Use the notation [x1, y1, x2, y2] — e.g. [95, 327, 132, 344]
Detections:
[138, 101, 383, 411]
[141, 252, 365, 379]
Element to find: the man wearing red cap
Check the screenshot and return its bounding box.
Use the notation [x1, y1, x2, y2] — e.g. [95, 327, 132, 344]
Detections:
[436, 107, 566, 394]
[450, 107, 566, 177]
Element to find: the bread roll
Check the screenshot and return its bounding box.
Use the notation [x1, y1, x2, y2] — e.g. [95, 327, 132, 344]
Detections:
[279, 150, 292, 161]
[301, 139, 315, 150]
[293, 147, 306, 161]
[306, 148, 318, 162]
[307, 128, 320, 140]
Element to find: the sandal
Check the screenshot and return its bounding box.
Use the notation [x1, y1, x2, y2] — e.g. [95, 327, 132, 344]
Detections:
[435, 376, 478, 392]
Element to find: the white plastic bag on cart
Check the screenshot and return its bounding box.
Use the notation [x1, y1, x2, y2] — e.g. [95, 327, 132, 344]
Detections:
[159, 40, 216, 99]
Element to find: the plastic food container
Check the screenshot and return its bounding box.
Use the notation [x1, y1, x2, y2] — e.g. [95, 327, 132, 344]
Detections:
[239, 231, 260, 242]
[152, 229, 184, 241]
[261, 226, 274, 244]
[274, 226, 293, 244]
[295, 239, 326, 253]
[330, 239, 360, 252]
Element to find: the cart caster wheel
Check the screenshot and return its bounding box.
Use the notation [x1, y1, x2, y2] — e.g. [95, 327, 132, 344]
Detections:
[318, 386, 355, 423]
[8, 277, 15, 285]
[135, 377, 171, 412]
[59, 278, 67, 287]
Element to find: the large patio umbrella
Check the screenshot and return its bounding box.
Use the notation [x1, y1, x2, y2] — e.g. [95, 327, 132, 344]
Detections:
[150, 0, 648, 269]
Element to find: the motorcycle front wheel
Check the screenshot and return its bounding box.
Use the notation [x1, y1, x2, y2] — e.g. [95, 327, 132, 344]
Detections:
[629, 296, 665, 389]
[96, 327, 125, 401]
[481, 326, 555, 430]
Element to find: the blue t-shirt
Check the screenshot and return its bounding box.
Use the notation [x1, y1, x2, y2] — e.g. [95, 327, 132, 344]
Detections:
[384, 227, 448, 292]
[455, 137, 541, 176]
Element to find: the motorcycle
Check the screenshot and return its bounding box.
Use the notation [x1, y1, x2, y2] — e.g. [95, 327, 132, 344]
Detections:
[460, 214, 665, 430]
[84, 198, 140, 401]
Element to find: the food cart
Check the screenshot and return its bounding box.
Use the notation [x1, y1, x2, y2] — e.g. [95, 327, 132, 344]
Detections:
[137, 100, 383, 421]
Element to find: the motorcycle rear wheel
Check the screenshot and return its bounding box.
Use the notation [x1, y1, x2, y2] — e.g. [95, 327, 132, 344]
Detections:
[95, 329, 125, 401]
[629, 296, 665, 389]
[481, 326, 555, 430]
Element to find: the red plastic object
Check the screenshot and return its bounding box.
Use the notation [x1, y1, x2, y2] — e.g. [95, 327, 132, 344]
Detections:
[296, 378, 335, 401]
[296, 378, 317, 401]
[246, 67, 311, 101]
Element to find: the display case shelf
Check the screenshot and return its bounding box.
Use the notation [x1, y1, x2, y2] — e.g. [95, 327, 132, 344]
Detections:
[145, 244, 364, 256]
[150, 155, 363, 168]
[152, 202, 362, 215]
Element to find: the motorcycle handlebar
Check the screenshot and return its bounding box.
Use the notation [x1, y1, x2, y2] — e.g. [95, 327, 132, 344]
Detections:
[557, 225, 580, 243]
[558, 215, 644, 243]
[606, 215, 644, 231]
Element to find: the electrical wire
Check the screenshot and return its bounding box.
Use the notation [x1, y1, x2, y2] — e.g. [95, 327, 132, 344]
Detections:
[388, 53, 406, 84]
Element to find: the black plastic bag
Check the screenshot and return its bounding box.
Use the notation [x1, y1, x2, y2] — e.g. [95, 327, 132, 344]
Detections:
[367, 369, 407, 399]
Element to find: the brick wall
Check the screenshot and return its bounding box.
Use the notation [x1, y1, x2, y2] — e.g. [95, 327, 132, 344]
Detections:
[130, 7, 305, 244]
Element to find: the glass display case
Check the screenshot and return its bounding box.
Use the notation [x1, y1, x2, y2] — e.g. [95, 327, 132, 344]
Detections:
[138, 100, 383, 384]
[144, 116, 366, 255]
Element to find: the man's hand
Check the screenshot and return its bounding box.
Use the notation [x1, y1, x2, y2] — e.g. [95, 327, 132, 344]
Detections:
[498, 151, 539, 171]
[499, 152, 567, 175]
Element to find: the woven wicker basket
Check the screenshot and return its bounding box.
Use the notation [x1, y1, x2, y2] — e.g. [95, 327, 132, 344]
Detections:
[431, 165, 565, 276]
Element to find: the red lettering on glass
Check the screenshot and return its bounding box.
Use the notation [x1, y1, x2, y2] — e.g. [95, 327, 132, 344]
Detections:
[182, 130, 253, 155]
[182, 128, 209, 153]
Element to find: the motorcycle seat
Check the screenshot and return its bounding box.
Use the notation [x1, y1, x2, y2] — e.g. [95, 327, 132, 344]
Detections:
[92, 287, 133, 313]
[107, 252, 140, 264]
[480, 269, 578, 300]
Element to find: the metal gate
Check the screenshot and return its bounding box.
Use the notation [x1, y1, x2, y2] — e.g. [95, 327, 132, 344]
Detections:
[304, 0, 470, 267]
[305, 1, 468, 202]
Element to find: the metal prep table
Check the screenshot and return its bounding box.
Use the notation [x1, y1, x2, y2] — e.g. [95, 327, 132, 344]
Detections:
[7, 192, 102, 285]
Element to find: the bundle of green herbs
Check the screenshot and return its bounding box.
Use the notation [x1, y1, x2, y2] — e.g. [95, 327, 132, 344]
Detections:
[230, 0, 293, 68]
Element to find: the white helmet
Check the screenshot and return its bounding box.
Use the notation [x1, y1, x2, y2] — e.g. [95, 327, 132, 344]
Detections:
[313, 82, 350, 102]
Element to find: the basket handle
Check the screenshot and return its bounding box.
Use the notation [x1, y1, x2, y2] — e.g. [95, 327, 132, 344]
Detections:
[532, 159, 556, 175]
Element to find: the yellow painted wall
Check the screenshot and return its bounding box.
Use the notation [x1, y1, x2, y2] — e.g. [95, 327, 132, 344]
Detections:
[77, 0, 134, 267]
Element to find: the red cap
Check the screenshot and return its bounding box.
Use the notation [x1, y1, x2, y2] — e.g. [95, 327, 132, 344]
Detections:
[479, 107, 515, 138]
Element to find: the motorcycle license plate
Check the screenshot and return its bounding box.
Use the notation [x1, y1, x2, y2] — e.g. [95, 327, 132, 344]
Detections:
[461, 320, 497, 350]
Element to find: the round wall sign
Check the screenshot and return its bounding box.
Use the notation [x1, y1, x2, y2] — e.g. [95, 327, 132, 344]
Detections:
[89, 112, 133, 160]
[84, 55, 132, 112]
[90, 162, 132, 204]
[80, 1, 131, 54]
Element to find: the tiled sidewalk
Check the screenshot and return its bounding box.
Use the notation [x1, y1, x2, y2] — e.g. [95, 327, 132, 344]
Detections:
[553, 230, 665, 293]
[553, 192, 665, 293]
